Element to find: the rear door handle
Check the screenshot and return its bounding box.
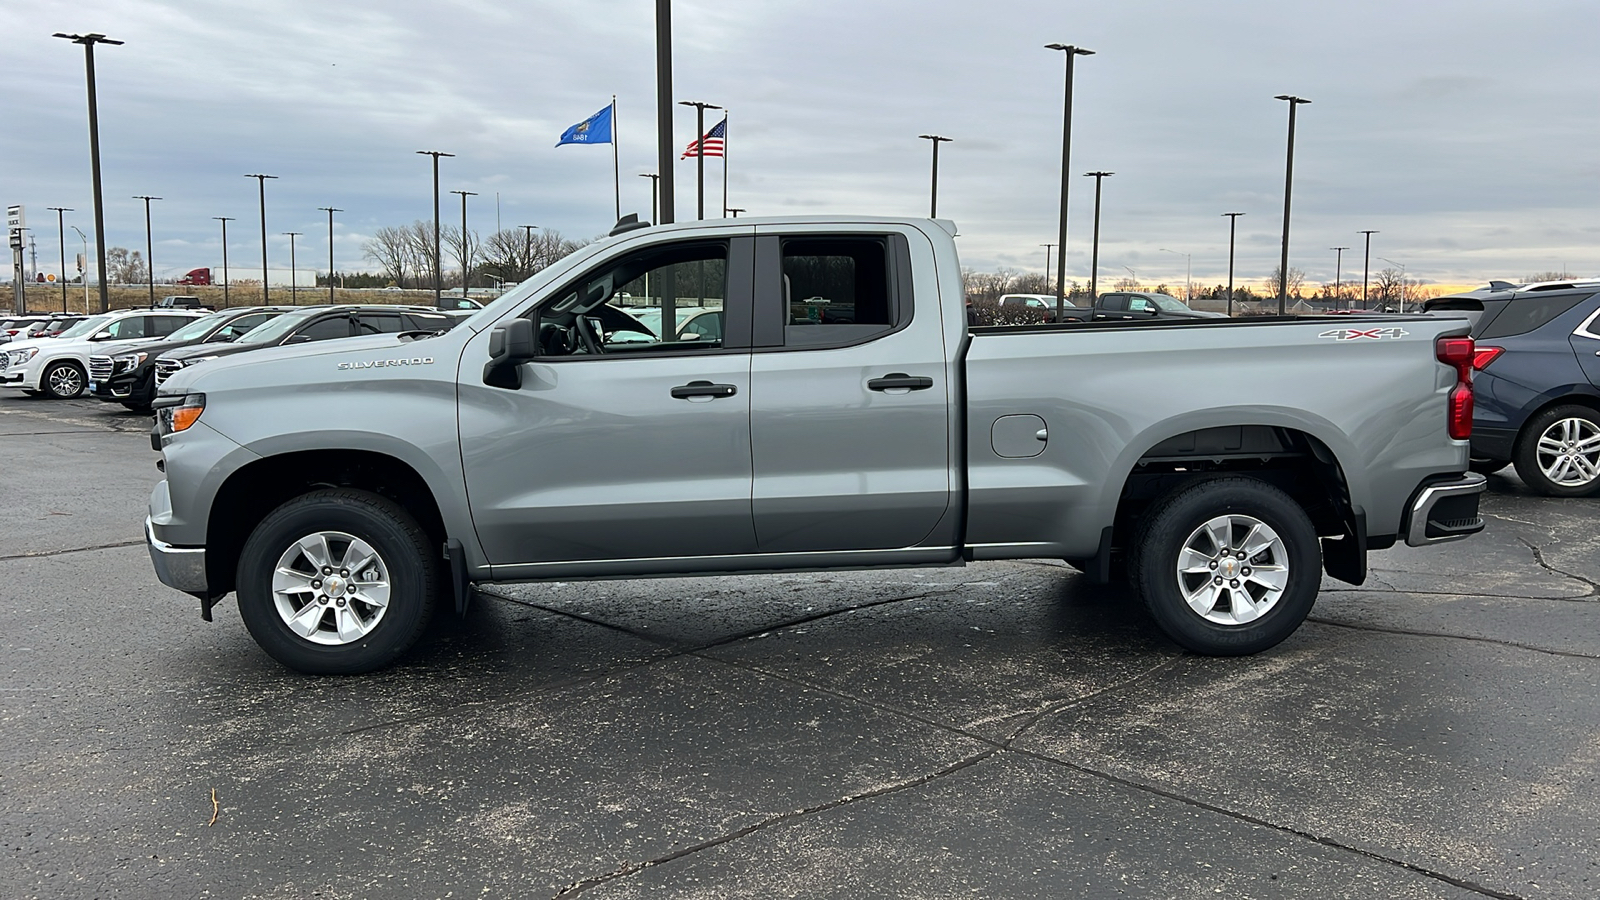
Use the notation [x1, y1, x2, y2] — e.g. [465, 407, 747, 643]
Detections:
[867, 373, 934, 392]
[671, 380, 737, 400]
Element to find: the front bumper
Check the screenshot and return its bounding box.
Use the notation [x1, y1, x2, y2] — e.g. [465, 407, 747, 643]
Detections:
[1401, 472, 1487, 547]
[146, 516, 208, 595]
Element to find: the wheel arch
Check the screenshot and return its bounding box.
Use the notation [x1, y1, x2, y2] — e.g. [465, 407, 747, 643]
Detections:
[205, 449, 450, 597]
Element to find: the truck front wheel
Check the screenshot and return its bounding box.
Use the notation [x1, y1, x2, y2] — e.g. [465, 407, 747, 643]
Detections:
[1131, 477, 1320, 656]
[236, 489, 438, 674]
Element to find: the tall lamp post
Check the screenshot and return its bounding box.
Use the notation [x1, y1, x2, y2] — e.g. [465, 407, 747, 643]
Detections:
[450, 190, 477, 299]
[245, 174, 278, 302]
[726, 208, 744, 218]
[1039, 243, 1057, 292]
[47, 207, 72, 313]
[71, 226, 90, 312]
[133, 195, 161, 306]
[318, 207, 341, 304]
[415, 151, 454, 305]
[1223, 212, 1244, 317]
[637, 173, 659, 223]
[1274, 94, 1311, 315]
[1084, 172, 1113, 300]
[1378, 256, 1406, 312]
[518, 225, 537, 282]
[1046, 43, 1094, 320]
[654, 0, 675, 224]
[1158, 247, 1191, 301]
[678, 100, 722, 220]
[1359, 230, 1379, 310]
[213, 216, 234, 307]
[284, 232, 302, 303]
[918, 134, 953, 217]
[1330, 246, 1349, 308]
[52, 32, 122, 314]
[1121, 265, 1137, 290]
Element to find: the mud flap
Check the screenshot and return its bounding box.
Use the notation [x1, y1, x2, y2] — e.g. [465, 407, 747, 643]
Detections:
[1321, 510, 1367, 586]
[446, 539, 472, 616]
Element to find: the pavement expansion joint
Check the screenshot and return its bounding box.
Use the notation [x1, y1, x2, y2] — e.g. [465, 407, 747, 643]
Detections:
[1513, 536, 1600, 597]
[1322, 586, 1598, 603]
[1306, 616, 1600, 660]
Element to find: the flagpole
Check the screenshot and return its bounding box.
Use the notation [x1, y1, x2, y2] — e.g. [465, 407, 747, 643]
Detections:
[611, 95, 620, 222]
[721, 111, 729, 217]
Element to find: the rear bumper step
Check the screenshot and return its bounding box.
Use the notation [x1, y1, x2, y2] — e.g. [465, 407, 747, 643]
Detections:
[1403, 472, 1487, 547]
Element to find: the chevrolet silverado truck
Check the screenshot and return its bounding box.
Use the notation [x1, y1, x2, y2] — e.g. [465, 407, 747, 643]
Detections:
[146, 215, 1486, 674]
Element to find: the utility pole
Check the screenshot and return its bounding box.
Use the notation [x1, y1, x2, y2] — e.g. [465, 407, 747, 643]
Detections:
[726, 208, 744, 218]
[655, 0, 676, 224]
[213, 217, 234, 307]
[133, 195, 161, 306]
[1039, 243, 1057, 293]
[1046, 43, 1094, 321]
[918, 134, 953, 217]
[450, 190, 477, 299]
[1330, 246, 1349, 309]
[518, 224, 538, 281]
[1359, 230, 1379, 310]
[415, 151, 454, 305]
[1223, 213, 1244, 317]
[53, 32, 122, 313]
[1085, 172, 1113, 300]
[1274, 94, 1311, 315]
[284, 232, 301, 303]
[48, 207, 72, 313]
[319, 207, 342, 305]
[245, 174, 277, 302]
[679, 100, 722, 220]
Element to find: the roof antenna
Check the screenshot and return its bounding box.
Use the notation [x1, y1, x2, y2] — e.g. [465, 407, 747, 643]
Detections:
[609, 213, 651, 237]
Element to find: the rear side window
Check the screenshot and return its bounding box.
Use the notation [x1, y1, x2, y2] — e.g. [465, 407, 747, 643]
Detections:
[403, 312, 452, 332]
[781, 237, 897, 346]
[1478, 292, 1594, 339]
[295, 317, 353, 342]
[356, 313, 406, 335]
[103, 316, 148, 339]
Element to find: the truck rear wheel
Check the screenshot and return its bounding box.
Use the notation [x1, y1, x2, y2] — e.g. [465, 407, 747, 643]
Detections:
[236, 489, 437, 674]
[1131, 477, 1320, 655]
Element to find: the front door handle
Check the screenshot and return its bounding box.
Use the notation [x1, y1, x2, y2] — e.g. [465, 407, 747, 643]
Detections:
[867, 373, 934, 392]
[671, 380, 738, 400]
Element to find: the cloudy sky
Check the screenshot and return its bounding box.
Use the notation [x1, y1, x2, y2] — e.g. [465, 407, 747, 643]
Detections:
[4, 0, 1598, 290]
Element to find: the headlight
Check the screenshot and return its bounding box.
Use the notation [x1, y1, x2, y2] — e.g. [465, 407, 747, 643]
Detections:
[186, 355, 220, 365]
[114, 351, 149, 373]
[156, 392, 206, 435]
[9, 347, 39, 365]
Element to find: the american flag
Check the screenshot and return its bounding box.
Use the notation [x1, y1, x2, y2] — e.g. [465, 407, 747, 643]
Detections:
[681, 117, 727, 158]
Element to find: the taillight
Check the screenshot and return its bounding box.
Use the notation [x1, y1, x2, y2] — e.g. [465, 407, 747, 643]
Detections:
[1472, 346, 1504, 370]
[1437, 336, 1475, 440]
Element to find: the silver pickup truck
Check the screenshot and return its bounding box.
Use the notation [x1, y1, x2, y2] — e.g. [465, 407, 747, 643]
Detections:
[146, 216, 1485, 674]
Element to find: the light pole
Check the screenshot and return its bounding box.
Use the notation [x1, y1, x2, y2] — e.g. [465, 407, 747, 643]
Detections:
[416, 150, 454, 305]
[1158, 247, 1191, 301]
[1046, 43, 1094, 320]
[1274, 94, 1310, 315]
[47, 207, 72, 313]
[284, 232, 302, 304]
[519, 225, 537, 281]
[133, 195, 161, 306]
[726, 208, 744, 218]
[1330, 246, 1349, 308]
[1085, 172, 1113, 300]
[53, 32, 122, 313]
[1223, 212, 1244, 317]
[655, 0, 675, 224]
[1122, 265, 1137, 290]
[918, 134, 952, 218]
[1359, 230, 1379, 310]
[213, 216, 234, 307]
[1378, 256, 1406, 312]
[637, 172, 659, 223]
[1039, 243, 1056, 292]
[318, 207, 341, 305]
[70, 226, 90, 312]
[450, 190, 477, 299]
[245, 174, 278, 302]
[678, 100, 722, 220]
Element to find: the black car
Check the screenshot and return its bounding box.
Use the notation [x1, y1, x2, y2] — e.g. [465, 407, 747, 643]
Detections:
[1426, 279, 1600, 495]
[152, 305, 460, 390]
[89, 306, 294, 412]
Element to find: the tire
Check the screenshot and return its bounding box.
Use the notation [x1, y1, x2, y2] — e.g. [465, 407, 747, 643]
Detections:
[42, 361, 86, 399]
[1512, 405, 1600, 497]
[236, 489, 438, 674]
[1468, 457, 1508, 475]
[1131, 476, 1321, 656]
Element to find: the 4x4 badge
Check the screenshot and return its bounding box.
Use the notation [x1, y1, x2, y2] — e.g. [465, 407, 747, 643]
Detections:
[1318, 327, 1408, 341]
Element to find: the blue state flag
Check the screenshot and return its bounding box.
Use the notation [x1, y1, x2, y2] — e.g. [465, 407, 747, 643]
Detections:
[557, 104, 613, 146]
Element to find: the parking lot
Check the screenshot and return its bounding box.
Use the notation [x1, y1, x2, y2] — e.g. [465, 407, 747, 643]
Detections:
[2, 393, 1597, 900]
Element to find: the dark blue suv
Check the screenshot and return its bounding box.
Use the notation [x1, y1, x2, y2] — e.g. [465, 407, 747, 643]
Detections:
[1427, 281, 1600, 496]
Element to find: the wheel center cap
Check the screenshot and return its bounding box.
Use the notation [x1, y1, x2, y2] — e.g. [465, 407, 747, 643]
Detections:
[324, 576, 346, 598]
[1220, 558, 1239, 578]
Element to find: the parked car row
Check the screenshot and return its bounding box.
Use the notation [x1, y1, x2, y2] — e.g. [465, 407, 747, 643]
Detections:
[1, 315, 89, 343]
[2, 305, 470, 406]
[992, 292, 1226, 324]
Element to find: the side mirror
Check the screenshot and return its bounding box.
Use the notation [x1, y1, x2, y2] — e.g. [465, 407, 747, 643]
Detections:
[93, 330, 113, 340]
[483, 317, 536, 389]
[282, 334, 312, 345]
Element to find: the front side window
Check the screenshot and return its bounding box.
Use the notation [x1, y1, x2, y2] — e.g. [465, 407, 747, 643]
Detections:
[537, 240, 730, 357]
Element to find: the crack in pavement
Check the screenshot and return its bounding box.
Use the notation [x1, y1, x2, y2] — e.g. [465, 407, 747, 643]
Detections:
[1307, 616, 1600, 661]
[1513, 536, 1600, 597]
[1322, 586, 1598, 603]
[0, 539, 145, 561]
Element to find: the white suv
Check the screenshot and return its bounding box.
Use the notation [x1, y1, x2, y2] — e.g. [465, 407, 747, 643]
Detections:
[2, 309, 206, 399]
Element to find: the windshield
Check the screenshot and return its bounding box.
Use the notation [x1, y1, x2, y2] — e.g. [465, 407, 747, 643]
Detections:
[238, 309, 321, 344]
[164, 311, 233, 342]
[58, 315, 112, 340]
[1146, 294, 1190, 311]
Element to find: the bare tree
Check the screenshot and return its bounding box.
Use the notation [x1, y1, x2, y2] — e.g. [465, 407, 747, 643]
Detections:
[363, 227, 412, 287]
[442, 224, 478, 290]
[106, 247, 146, 284]
[1264, 266, 1306, 299]
[1524, 270, 1574, 283]
[1373, 268, 1405, 308]
[1111, 276, 1139, 292]
[479, 228, 589, 286]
